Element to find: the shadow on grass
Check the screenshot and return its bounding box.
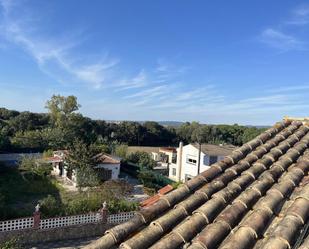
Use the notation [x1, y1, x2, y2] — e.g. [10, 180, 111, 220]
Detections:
[0, 166, 61, 220]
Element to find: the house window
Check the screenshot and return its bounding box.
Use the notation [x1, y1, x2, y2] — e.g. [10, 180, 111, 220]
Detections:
[186, 156, 197, 165]
[209, 156, 218, 165]
[172, 155, 177, 164]
[172, 168, 176, 176]
[185, 174, 193, 181]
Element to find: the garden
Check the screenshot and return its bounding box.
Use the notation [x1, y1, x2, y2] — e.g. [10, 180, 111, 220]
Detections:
[0, 163, 138, 220]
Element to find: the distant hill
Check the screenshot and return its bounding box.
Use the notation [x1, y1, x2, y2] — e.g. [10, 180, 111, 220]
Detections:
[157, 121, 185, 127]
[105, 120, 184, 127]
[246, 125, 271, 129]
[105, 119, 269, 128]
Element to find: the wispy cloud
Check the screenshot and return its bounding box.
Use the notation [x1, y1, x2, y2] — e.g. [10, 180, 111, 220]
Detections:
[268, 84, 309, 93]
[258, 3, 309, 51]
[287, 4, 309, 25]
[155, 58, 189, 83]
[259, 28, 305, 51]
[125, 85, 168, 99]
[0, 0, 120, 89]
[115, 70, 148, 91]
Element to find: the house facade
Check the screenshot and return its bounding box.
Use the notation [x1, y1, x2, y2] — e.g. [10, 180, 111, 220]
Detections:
[94, 153, 121, 180]
[48, 150, 121, 185]
[169, 142, 235, 182]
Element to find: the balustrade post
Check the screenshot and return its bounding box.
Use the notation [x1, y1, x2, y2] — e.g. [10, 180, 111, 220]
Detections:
[33, 204, 41, 229]
[100, 201, 108, 223]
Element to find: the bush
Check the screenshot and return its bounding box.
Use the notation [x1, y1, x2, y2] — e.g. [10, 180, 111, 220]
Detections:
[39, 195, 62, 217]
[126, 151, 156, 169]
[19, 156, 52, 176]
[138, 169, 174, 190]
[65, 196, 102, 215]
[43, 149, 54, 158]
[114, 144, 128, 158]
[75, 167, 100, 187]
[107, 199, 139, 214]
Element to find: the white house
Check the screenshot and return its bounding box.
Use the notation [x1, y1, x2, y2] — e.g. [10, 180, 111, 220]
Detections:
[93, 153, 121, 180]
[49, 150, 121, 185]
[169, 142, 235, 182]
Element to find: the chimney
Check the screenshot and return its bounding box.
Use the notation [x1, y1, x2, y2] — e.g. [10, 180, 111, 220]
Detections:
[177, 141, 183, 182]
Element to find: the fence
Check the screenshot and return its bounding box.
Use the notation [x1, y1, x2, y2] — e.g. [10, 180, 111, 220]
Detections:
[0, 217, 34, 232]
[0, 211, 135, 232]
[107, 212, 135, 223]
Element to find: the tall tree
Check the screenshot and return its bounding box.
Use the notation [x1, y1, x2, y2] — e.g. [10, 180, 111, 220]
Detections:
[45, 95, 80, 127]
[66, 140, 99, 187]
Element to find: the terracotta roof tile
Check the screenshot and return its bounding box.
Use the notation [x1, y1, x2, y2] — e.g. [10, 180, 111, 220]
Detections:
[83, 120, 309, 249]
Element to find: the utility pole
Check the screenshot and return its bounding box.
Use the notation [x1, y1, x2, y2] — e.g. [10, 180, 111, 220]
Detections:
[197, 143, 201, 175]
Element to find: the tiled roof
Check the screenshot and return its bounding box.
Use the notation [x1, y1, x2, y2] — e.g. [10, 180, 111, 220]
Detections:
[43, 155, 63, 163]
[159, 147, 177, 153]
[84, 120, 309, 249]
[95, 153, 121, 164]
[141, 185, 174, 208]
[192, 143, 236, 156]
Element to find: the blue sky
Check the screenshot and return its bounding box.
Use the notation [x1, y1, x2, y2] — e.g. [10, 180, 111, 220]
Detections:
[0, 0, 309, 125]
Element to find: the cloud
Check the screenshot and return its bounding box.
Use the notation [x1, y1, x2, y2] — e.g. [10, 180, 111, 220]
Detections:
[259, 28, 305, 51]
[125, 85, 168, 99]
[155, 58, 189, 83]
[0, 0, 120, 89]
[115, 70, 148, 91]
[287, 4, 309, 25]
[268, 84, 309, 93]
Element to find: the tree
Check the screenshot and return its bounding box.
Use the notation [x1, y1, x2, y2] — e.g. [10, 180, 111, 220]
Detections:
[66, 140, 100, 187]
[19, 156, 52, 176]
[8, 112, 49, 134]
[242, 127, 266, 144]
[113, 121, 144, 145]
[114, 144, 128, 158]
[0, 108, 19, 120]
[45, 95, 80, 127]
[142, 121, 176, 146]
[65, 114, 98, 145]
[191, 125, 213, 144]
[0, 131, 10, 152]
[11, 130, 48, 151]
[177, 121, 201, 143]
[127, 151, 156, 169]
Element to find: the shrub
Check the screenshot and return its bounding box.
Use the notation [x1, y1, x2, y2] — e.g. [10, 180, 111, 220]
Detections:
[43, 149, 54, 158]
[107, 199, 139, 214]
[114, 144, 128, 158]
[19, 156, 52, 176]
[65, 196, 102, 215]
[126, 151, 156, 169]
[75, 167, 100, 187]
[138, 169, 174, 190]
[39, 195, 62, 217]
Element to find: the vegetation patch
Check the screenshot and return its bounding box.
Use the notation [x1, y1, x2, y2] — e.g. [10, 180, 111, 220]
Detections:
[0, 164, 138, 220]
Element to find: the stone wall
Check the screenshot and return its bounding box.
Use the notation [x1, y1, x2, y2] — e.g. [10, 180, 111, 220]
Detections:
[0, 222, 113, 245]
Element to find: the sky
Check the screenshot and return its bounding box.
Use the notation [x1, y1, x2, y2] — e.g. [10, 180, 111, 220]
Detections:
[0, 0, 309, 125]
